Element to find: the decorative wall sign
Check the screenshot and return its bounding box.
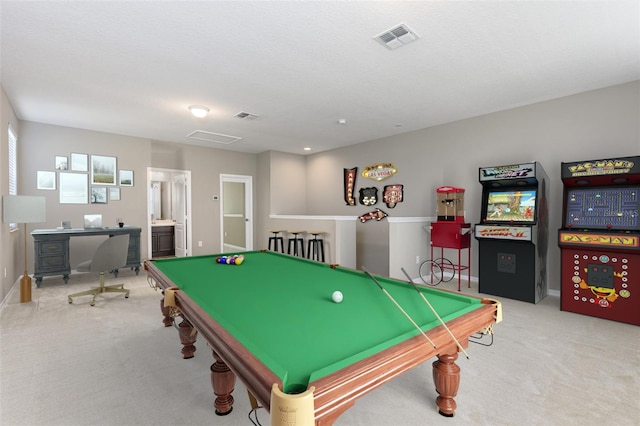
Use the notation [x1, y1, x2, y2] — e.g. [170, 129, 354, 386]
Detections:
[359, 208, 388, 223]
[359, 187, 378, 206]
[383, 184, 404, 208]
[344, 167, 357, 206]
[362, 163, 397, 181]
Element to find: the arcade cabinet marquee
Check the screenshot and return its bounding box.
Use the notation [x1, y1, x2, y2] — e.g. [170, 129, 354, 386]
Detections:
[558, 156, 640, 326]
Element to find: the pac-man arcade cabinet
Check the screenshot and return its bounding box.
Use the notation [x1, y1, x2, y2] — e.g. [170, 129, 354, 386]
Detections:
[558, 156, 640, 325]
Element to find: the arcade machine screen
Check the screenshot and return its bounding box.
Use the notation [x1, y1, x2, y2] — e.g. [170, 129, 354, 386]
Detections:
[484, 189, 537, 223]
[565, 186, 640, 230]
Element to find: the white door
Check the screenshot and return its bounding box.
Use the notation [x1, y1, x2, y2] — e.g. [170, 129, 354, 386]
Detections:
[173, 173, 188, 257]
[220, 174, 253, 252]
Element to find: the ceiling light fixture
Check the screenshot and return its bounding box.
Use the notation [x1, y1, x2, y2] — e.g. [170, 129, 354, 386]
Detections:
[189, 105, 210, 118]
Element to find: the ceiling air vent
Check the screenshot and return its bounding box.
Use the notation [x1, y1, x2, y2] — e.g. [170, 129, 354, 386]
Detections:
[186, 130, 242, 145]
[234, 111, 259, 120]
[374, 23, 419, 50]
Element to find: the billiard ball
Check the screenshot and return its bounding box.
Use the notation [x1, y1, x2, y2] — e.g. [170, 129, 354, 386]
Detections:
[332, 291, 343, 303]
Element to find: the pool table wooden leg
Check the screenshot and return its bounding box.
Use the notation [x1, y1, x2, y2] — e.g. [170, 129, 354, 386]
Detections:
[432, 351, 460, 417]
[177, 318, 197, 359]
[159, 293, 172, 327]
[210, 348, 236, 415]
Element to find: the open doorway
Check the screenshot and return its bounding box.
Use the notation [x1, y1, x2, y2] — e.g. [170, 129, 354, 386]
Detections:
[147, 167, 192, 259]
[220, 174, 253, 252]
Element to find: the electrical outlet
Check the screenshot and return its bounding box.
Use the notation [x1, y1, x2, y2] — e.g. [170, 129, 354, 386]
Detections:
[416, 255, 420, 264]
[198, 241, 203, 247]
[3, 267, 6, 278]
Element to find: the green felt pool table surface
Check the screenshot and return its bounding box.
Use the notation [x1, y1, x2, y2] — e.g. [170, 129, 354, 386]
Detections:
[146, 250, 499, 424]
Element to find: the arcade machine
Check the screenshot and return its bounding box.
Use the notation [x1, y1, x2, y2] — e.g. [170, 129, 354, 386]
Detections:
[429, 186, 471, 291]
[558, 156, 640, 326]
[474, 162, 549, 303]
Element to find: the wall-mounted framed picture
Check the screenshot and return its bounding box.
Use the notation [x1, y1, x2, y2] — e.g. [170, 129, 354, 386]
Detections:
[70, 153, 88, 172]
[91, 155, 116, 185]
[55, 156, 68, 170]
[37, 171, 56, 190]
[91, 187, 108, 204]
[119, 169, 134, 186]
[109, 187, 121, 201]
[59, 172, 88, 204]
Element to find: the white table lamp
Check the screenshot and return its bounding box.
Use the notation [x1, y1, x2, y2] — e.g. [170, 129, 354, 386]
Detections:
[2, 195, 46, 302]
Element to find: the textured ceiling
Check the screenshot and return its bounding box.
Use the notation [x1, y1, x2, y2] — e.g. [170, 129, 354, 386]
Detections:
[1, 1, 639, 155]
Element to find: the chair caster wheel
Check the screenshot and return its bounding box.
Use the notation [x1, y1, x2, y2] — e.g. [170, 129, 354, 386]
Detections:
[68, 299, 73, 304]
[90, 302, 95, 306]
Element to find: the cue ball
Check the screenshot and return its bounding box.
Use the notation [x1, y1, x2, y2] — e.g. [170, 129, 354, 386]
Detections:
[332, 291, 343, 303]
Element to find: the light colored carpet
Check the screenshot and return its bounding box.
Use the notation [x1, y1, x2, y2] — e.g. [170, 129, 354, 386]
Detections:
[1, 270, 639, 426]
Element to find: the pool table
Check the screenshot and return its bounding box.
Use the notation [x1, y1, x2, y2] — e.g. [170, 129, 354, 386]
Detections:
[145, 250, 500, 425]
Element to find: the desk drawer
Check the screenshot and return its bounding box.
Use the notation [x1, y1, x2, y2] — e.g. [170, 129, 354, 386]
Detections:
[38, 240, 67, 255]
[37, 255, 68, 271]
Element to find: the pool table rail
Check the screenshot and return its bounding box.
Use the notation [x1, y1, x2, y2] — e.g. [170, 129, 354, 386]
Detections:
[310, 300, 497, 424]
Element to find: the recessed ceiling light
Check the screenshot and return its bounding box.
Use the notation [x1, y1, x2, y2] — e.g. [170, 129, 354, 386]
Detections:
[189, 105, 210, 118]
[337, 119, 347, 125]
[304, 147, 311, 151]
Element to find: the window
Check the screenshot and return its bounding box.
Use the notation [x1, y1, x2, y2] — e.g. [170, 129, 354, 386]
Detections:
[8, 124, 17, 230]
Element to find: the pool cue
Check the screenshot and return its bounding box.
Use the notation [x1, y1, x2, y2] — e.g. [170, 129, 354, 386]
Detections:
[362, 266, 436, 349]
[400, 267, 469, 359]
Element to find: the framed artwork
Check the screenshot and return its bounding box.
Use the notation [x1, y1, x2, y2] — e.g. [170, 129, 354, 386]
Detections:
[91, 187, 108, 204]
[59, 172, 88, 204]
[109, 187, 121, 201]
[119, 169, 134, 186]
[91, 155, 117, 185]
[55, 156, 68, 170]
[37, 171, 56, 190]
[70, 153, 88, 172]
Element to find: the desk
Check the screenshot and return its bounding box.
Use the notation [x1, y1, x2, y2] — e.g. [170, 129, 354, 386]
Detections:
[32, 227, 141, 287]
[145, 251, 499, 425]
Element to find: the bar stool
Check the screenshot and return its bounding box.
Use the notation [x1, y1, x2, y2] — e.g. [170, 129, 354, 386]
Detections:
[268, 230, 285, 253]
[287, 231, 305, 257]
[307, 231, 325, 262]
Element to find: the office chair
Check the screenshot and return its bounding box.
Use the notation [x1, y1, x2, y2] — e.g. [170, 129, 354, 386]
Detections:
[68, 234, 131, 306]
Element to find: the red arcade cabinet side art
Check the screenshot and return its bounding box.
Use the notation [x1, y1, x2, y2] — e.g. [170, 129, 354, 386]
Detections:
[558, 156, 640, 326]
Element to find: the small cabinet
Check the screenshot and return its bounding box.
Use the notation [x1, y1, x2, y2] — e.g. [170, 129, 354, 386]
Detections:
[152, 226, 175, 258]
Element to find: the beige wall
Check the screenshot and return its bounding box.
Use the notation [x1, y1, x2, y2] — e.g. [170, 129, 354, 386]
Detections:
[304, 81, 640, 287]
[270, 151, 307, 215]
[4, 120, 256, 298]
[1, 87, 22, 302]
[2, 80, 638, 302]
[149, 140, 257, 254]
